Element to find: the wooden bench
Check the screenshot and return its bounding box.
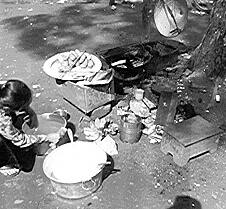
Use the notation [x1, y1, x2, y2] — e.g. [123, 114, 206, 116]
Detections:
[161, 115, 224, 166]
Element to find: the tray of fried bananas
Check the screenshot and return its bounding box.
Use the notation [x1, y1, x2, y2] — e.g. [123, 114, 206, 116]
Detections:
[43, 49, 102, 81]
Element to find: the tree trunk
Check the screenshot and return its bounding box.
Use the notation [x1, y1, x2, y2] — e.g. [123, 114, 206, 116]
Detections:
[142, 0, 226, 79]
[189, 0, 226, 80]
[179, 0, 226, 126]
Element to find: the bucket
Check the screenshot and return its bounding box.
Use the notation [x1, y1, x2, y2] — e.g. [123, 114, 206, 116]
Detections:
[43, 141, 107, 199]
[22, 113, 68, 155]
[119, 114, 142, 144]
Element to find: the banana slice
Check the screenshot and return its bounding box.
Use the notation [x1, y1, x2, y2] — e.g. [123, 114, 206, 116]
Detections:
[88, 58, 95, 68]
[69, 51, 77, 61]
[80, 58, 88, 68]
[76, 52, 87, 66]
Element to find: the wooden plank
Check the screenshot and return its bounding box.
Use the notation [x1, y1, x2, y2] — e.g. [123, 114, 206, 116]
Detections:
[154, 91, 178, 126]
[185, 135, 219, 158]
[165, 115, 223, 146]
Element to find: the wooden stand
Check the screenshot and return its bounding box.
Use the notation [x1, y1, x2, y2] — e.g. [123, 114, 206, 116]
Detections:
[161, 115, 223, 166]
[56, 78, 115, 119]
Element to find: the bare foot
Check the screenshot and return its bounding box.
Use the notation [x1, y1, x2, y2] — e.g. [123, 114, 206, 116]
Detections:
[0, 166, 20, 176]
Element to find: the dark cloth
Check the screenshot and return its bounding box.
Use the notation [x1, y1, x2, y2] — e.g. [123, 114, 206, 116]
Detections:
[0, 135, 36, 172]
[0, 112, 36, 172]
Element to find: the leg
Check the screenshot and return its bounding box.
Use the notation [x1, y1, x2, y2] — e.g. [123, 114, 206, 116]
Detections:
[0, 136, 19, 168]
[173, 152, 190, 167]
[0, 136, 20, 176]
[14, 145, 36, 172]
[209, 143, 218, 154]
[0, 135, 36, 174]
[160, 133, 172, 155]
[209, 137, 219, 154]
[0, 114, 36, 175]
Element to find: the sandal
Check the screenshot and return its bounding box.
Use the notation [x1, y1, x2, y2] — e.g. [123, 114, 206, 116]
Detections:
[0, 166, 20, 177]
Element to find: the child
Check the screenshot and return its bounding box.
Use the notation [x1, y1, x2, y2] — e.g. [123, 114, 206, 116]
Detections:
[0, 79, 66, 176]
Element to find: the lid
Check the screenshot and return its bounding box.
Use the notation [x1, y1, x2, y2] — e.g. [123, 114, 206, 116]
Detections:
[154, 0, 188, 37]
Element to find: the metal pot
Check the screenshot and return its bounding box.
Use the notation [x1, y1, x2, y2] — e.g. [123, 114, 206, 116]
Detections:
[120, 114, 142, 144]
[49, 170, 103, 199]
[43, 141, 107, 199]
[22, 113, 69, 155]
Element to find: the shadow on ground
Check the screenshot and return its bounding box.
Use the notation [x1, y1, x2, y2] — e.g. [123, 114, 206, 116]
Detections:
[0, 1, 209, 62]
[167, 195, 202, 209]
[0, 1, 149, 60]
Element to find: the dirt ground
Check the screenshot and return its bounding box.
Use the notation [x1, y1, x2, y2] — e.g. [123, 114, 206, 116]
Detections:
[0, 0, 226, 209]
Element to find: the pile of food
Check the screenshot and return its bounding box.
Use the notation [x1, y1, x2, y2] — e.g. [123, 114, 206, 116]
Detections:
[55, 50, 95, 72]
[43, 49, 102, 81]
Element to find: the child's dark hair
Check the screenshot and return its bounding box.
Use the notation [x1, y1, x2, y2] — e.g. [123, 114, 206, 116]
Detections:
[0, 79, 32, 111]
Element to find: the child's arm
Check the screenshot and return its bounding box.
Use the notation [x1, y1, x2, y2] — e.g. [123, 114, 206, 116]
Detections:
[0, 112, 46, 147]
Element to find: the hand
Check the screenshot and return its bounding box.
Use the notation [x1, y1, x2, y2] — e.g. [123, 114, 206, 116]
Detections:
[83, 127, 102, 141]
[22, 107, 38, 129]
[45, 127, 67, 147]
[46, 133, 60, 145]
[58, 127, 67, 137]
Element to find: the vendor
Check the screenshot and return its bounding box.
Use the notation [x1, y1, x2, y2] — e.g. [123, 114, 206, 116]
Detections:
[0, 79, 66, 176]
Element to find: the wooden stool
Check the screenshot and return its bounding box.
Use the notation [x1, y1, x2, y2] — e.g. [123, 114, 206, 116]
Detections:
[161, 115, 224, 167]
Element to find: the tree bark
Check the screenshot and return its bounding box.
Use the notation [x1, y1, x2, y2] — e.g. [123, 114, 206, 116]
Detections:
[179, 0, 226, 126]
[189, 0, 226, 80]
